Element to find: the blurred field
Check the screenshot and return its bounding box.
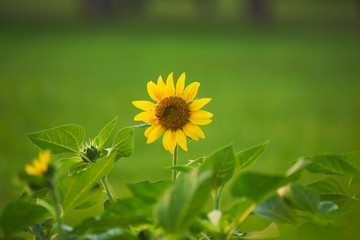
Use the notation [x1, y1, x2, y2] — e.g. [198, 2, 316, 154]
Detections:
[1, 0, 360, 230]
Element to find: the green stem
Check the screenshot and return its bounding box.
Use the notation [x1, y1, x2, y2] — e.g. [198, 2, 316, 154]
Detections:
[172, 144, 179, 181]
[101, 176, 116, 204]
[49, 181, 64, 239]
[226, 203, 256, 240]
[214, 186, 224, 210]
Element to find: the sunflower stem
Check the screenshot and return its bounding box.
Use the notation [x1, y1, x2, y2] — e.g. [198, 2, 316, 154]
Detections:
[101, 176, 117, 204]
[172, 144, 179, 181]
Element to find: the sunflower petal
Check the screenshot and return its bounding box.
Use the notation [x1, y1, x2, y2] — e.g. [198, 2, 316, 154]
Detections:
[176, 72, 185, 97]
[134, 111, 156, 122]
[144, 125, 156, 138]
[132, 101, 156, 110]
[166, 72, 175, 96]
[176, 130, 188, 151]
[191, 110, 213, 119]
[147, 81, 162, 102]
[163, 130, 172, 151]
[189, 98, 212, 110]
[157, 75, 167, 96]
[168, 131, 177, 154]
[182, 82, 200, 103]
[183, 122, 205, 139]
[190, 118, 212, 125]
[147, 125, 164, 144]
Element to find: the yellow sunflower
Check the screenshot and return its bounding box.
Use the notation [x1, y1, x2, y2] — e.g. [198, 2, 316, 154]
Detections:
[132, 72, 213, 153]
[25, 150, 51, 176]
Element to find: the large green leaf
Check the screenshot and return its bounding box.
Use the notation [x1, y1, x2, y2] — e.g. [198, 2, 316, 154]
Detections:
[1, 200, 48, 235]
[58, 154, 115, 212]
[111, 127, 134, 161]
[279, 184, 320, 213]
[231, 172, 292, 203]
[74, 184, 103, 210]
[202, 145, 235, 191]
[28, 124, 85, 154]
[127, 181, 171, 205]
[235, 141, 268, 171]
[307, 178, 345, 195]
[94, 117, 118, 148]
[102, 198, 152, 227]
[254, 195, 297, 225]
[156, 169, 212, 234]
[303, 153, 360, 178]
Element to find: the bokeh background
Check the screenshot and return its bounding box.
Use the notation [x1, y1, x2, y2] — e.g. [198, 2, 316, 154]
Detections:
[1, 0, 360, 236]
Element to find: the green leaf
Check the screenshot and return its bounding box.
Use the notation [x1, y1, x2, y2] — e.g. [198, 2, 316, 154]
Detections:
[243, 223, 279, 239]
[254, 195, 297, 225]
[27, 124, 85, 154]
[156, 169, 212, 233]
[303, 153, 360, 178]
[231, 172, 292, 203]
[74, 184, 103, 210]
[279, 184, 320, 213]
[235, 141, 268, 171]
[58, 154, 115, 212]
[102, 198, 152, 227]
[307, 178, 345, 195]
[94, 117, 118, 148]
[317, 201, 338, 217]
[202, 144, 235, 191]
[32, 223, 46, 239]
[111, 127, 134, 161]
[127, 181, 171, 205]
[186, 157, 206, 168]
[1, 200, 48, 235]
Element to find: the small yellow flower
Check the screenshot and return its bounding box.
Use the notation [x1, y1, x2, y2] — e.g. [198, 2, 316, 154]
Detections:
[133, 72, 213, 153]
[25, 150, 51, 176]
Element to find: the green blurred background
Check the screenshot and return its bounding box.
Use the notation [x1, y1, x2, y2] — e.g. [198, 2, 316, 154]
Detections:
[0, 0, 360, 235]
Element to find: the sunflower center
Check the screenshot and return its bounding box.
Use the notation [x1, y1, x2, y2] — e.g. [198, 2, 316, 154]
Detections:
[156, 96, 190, 130]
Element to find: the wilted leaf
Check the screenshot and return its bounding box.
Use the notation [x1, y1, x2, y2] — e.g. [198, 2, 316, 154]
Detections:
[317, 201, 338, 217]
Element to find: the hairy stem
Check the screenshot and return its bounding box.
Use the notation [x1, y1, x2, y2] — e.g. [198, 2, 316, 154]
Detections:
[172, 144, 179, 181]
[101, 176, 117, 204]
[49, 181, 64, 239]
[214, 186, 224, 210]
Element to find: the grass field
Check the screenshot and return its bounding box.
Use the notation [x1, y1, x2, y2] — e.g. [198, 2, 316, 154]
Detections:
[1, 20, 360, 227]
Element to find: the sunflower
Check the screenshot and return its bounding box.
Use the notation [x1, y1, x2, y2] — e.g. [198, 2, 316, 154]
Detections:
[132, 72, 213, 153]
[25, 150, 51, 176]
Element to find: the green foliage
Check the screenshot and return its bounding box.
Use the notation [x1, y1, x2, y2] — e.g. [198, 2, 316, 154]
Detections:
[27, 124, 85, 154]
[254, 195, 298, 225]
[0, 200, 48, 235]
[202, 144, 235, 192]
[58, 153, 115, 213]
[235, 141, 268, 171]
[231, 172, 291, 203]
[94, 116, 118, 149]
[2, 118, 360, 239]
[280, 184, 320, 213]
[127, 181, 171, 205]
[156, 169, 212, 235]
[112, 127, 134, 161]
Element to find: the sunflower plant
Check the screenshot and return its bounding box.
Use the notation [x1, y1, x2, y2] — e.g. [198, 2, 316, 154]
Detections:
[1, 73, 360, 240]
